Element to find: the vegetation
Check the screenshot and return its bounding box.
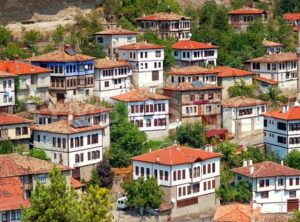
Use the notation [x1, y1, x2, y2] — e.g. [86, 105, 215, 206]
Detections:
[0, 140, 14, 154]
[227, 79, 256, 98]
[290, 210, 300, 222]
[28, 148, 49, 161]
[258, 86, 288, 109]
[90, 159, 114, 188]
[284, 150, 300, 170]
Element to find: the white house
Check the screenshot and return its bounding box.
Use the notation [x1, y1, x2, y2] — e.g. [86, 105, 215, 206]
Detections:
[254, 75, 279, 93]
[232, 161, 300, 213]
[32, 119, 104, 179]
[262, 105, 300, 158]
[131, 145, 221, 220]
[247, 52, 297, 93]
[0, 71, 15, 113]
[222, 96, 268, 145]
[94, 58, 132, 101]
[172, 40, 218, 67]
[111, 89, 170, 139]
[262, 39, 283, 55]
[118, 42, 164, 89]
[93, 28, 137, 58]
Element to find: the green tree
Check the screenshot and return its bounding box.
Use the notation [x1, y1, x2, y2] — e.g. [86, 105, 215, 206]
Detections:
[290, 210, 300, 222]
[230, 0, 246, 9]
[110, 102, 128, 124]
[107, 146, 131, 168]
[81, 185, 112, 222]
[0, 26, 11, 46]
[118, 17, 136, 31]
[52, 25, 65, 44]
[235, 179, 252, 203]
[214, 141, 239, 168]
[228, 79, 256, 98]
[21, 167, 83, 222]
[91, 159, 114, 188]
[284, 150, 300, 170]
[0, 140, 14, 154]
[216, 169, 236, 204]
[258, 86, 287, 109]
[28, 148, 49, 160]
[176, 121, 206, 148]
[23, 30, 41, 48]
[81, 41, 106, 58]
[122, 177, 163, 212]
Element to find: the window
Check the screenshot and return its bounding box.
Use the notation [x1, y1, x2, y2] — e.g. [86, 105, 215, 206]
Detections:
[37, 174, 46, 184]
[208, 164, 211, 173]
[154, 169, 158, 178]
[146, 119, 151, 127]
[22, 127, 28, 135]
[165, 171, 168, 181]
[259, 180, 265, 187]
[204, 181, 207, 191]
[173, 171, 177, 181]
[155, 51, 161, 57]
[297, 178, 300, 185]
[178, 187, 182, 197]
[160, 170, 163, 180]
[212, 163, 216, 173]
[141, 167, 144, 177]
[266, 179, 269, 187]
[261, 191, 269, 199]
[252, 63, 260, 70]
[152, 71, 159, 81]
[37, 134, 40, 142]
[104, 81, 109, 87]
[182, 170, 186, 179]
[52, 137, 56, 147]
[135, 166, 139, 176]
[212, 180, 215, 189]
[264, 119, 268, 127]
[277, 136, 287, 144]
[80, 153, 84, 162]
[290, 178, 294, 186]
[178, 170, 181, 180]
[277, 122, 287, 131]
[203, 165, 206, 174]
[146, 168, 150, 178]
[206, 106, 212, 113]
[75, 154, 80, 163]
[278, 178, 284, 186]
[16, 127, 21, 136]
[290, 191, 297, 198]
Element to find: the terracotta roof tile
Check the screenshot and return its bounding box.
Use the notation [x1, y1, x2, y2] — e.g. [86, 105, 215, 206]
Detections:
[71, 177, 84, 189]
[213, 203, 261, 222]
[0, 154, 71, 178]
[0, 61, 50, 75]
[262, 106, 300, 120]
[255, 76, 278, 85]
[228, 7, 265, 15]
[172, 40, 218, 50]
[262, 39, 283, 48]
[28, 47, 95, 62]
[111, 89, 170, 102]
[118, 42, 164, 50]
[0, 71, 13, 78]
[214, 66, 253, 78]
[31, 120, 104, 134]
[247, 52, 297, 63]
[283, 13, 300, 21]
[231, 161, 300, 178]
[32, 101, 111, 117]
[0, 113, 31, 126]
[136, 12, 191, 21]
[163, 82, 222, 91]
[131, 145, 221, 165]
[94, 28, 138, 35]
[205, 129, 228, 138]
[168, 66, 219, 76]
[94, 58, 130, 69]
[0, 177, 30, 211]
[222, 96, 267, 108]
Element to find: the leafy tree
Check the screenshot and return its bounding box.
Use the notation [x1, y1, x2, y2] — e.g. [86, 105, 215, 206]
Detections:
[1, 42, 26, 60]
[230, 0, 247, 9]
[91, 159, 114, 188]
[81, 41, 106, 58]
[240, 146, 281, 164]
[21, 167, 83, 222]
[216, 169, 236, 204]
[0, 26, 11, 46]
[176, 121, 206, 148]
[28, 148, 49, 160]
[214, 141, 239, 168]
[118, 17, 136, 31]
[52, 25, 65, 44]
[81, 185, 112, 222]
[290, 210, 300, 222]
[110, 102, 128, 124]
[235, 179, 252, 203]
[0, 140, 14, 154]
[258, 86, 287, 109]
[228, 79, 256, 98]
[23, 30, 41, 48]
[107, 146, 131, 168]
[122, 177, 163, 212]
[284, 150, 300, 170]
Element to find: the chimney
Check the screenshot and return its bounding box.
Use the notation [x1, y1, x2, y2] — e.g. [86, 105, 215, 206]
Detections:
[248, 159, 253, 166]
[156, 156, 160, 163]
[249, 165, 254, 174]
[296, 29, 300, 101]
[281, 160, 284, 166]
[243, 160, 248, 167]
[68, 114, 73, 121]
[149, 149, 152, 153]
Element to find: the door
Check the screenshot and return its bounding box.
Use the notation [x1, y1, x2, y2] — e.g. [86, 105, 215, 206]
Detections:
[56, 94, 64, 103]
[288, 199, 299, 212]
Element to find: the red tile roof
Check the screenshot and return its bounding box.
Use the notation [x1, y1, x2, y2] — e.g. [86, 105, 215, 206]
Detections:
[0, 61, 50, 75]
[228, 8, 265, 15]
[71, 177, 85, 189]
[31, 120, 104, 134]
[247, 52, 297, 63]
[283, 13, 300, 21]
[168, 66, 219, 76]
[205, 129, 228, 138]
[0, 154, 71, 178]
[255, 76, 278, 85]
[163, 82, 222, 91]
[94, 28, 138, 35]
[222, 96, 267, 108]
[0, 113, 31, 126]
[172, 40, 218, 50]
[0, 71, 14, 78]
[0, 177, 30, 211]
[231, 161, 300, 178]
[213, 203, 261, 222]
[262, 106, 300, 120]
[111, 89, 170, 102]
[214, 66, 253, 78]
[136, 12, 191, 21]
[262, 39, 283, 48]
[131, 145, 221, 166]
[118, 42, 164, 50]
[94, 58, 130, 69]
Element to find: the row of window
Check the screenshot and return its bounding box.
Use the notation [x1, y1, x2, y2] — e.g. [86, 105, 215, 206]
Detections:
[16, 127, 28, 136]
[130, 103, 166, 114]
[178, 179, 216, 198]
[2, 80, 12, 89]
[138, 62, 162, 70]
[252, 62, 297, 71]
[177, 50, 215, 59]
[102, 68, 128, 77]
[0, 209, 21, 221]
[50, 134, 99, 148]
[50, 64, 93, 74]
[131, 118, 167, 128]
[74, 150, 101, 163]
[129, 51, 162, 59]
[3, 94, 13, 103]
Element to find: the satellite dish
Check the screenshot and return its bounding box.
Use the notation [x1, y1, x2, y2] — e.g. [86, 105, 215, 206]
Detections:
[84, 65, 89, 70]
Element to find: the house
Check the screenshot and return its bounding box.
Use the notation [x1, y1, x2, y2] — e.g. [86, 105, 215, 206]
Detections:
[283, 13, 300, 32]
[32, 119, 105, 179]
[213, 66, 254, 99]
[0, 113, 31, 150]
[254, 75, 279, 93]
[118, 42, 164, 88]
[31, 101, 111, 148]
[93, 28, 137, 58]
[262, 39, 283, 55]
[247, 52, 297, 93]
[231, 161, 300, 213]
[0, 71, 15, 113]
[0, 61, 51, 103]
[111, 89, 170, 139]
[213, 203, 261, 222]
[135, 12, 191, 40]
[172, 40, 218, 67]
[28, 46, 95, 103]
[131, 145, 221, 220]
[0, 177, 30, 222]
[262, 105, 300, 158]
[167, 66, 219, 86]
[163, 82, 222, 129]
[228, 7, 268, 32]
[222, 96, 268, 146]
[94, 58, 132, 101]
[0, 153, 71, 199]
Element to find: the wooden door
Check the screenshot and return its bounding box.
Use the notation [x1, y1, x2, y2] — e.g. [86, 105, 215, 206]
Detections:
[288, 199, 299, 212]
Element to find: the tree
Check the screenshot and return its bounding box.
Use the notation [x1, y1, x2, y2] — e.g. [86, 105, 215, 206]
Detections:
[118, 17, 136, 31]
[284, 150, 300, 170]
[91, 159, 114, 188]
[110, 102, 128, 125]
[258, 86, 287, 109]
[290, 210, 300, 222]
[28, 148, 49, 160]
[81, 41, 106, 58]
[0, 140, 14, 154]
[21, 167, 83, 222]
[176, 121, 206, 148]
[235, 179, 252, 203]
[228, 79, 256, 98]
[107, 146, 131, 168]
[122, 177, 163, 212]
[52, 25, 65, 44]
[23, 30, 41, 48]
[0, 26, 11, 46]
[81, 185, 112, 222]
[214, 141, 239, 168]
[216, 169, 236, 204]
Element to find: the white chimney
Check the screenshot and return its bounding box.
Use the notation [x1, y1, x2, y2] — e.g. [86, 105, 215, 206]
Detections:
[281, 160, 284, 166]
[243, 160, 248, 167]
[156, 156, 160, 163]
[68, 114, 73, 121]
[249, 159, 253, 166]
[249, 165, 254, 174]
[149, 149, 152, 153]
[252, 200, 257, 210]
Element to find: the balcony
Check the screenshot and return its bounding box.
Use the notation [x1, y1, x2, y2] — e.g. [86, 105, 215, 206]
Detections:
[193, 99, 209, 105]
